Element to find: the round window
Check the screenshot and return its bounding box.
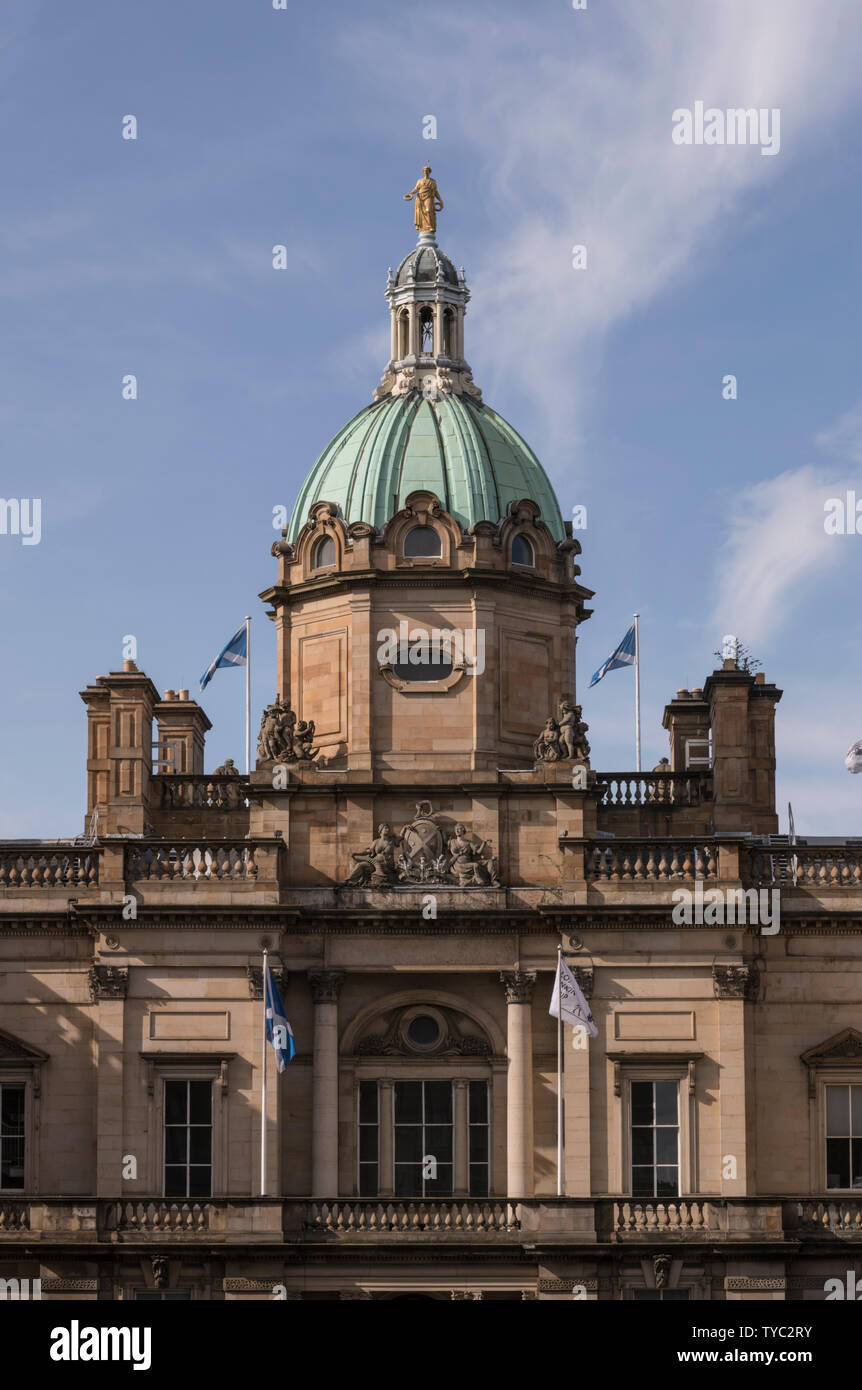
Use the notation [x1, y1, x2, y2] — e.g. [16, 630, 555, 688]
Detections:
[406, 1014, 440, 1048]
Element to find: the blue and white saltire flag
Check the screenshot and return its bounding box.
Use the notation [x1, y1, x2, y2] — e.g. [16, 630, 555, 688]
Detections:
[588, 623, 636, 688]
[264, 962, 296, 1073]
[200, 623, 248, 692]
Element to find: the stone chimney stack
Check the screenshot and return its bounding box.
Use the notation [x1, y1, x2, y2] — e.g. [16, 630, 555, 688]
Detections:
[154, 688, 212, 775]
[703, 660, 782, 833]
[662, 688, 711, 771]
[79, 662, 161, 834]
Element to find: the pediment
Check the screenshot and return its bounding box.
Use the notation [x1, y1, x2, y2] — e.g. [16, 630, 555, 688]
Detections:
[0, 1027, 48, 1061]
[801, 1029, 862, 1066]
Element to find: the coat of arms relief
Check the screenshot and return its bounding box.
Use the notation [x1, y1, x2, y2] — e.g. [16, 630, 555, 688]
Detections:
[343, 802, 500, 887]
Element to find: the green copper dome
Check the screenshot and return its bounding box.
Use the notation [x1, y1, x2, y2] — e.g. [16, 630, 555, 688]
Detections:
[287, 392, 566, 544]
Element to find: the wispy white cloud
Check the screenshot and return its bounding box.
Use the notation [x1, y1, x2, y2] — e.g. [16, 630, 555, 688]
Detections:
[708, 464, 855, 643]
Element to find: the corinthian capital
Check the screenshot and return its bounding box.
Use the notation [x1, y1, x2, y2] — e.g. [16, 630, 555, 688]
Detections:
[308, 969, 346, 1004]
[499, 970, 537, 1004]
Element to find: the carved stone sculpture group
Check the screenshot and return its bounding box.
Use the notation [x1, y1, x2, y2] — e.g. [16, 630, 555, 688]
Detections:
[344, 802, 500, 888]
[256, 699, 318, 764]
[534, 701, 590, 763]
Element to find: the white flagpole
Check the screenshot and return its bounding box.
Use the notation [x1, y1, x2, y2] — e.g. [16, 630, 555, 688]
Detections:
[261, 946, 268, 1197]
[245, 616, 252, 776]
[633, 613, 641, 773]
[556, 943, 563, 1197]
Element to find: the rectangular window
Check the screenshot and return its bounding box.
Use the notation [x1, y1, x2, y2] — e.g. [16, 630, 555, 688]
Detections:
[825, 1084, 862, 1189]
[358, 1081, 379, 1197]
[395, 1081, 452, 1197]
[630, 1080, 679, 1198]
[468, 1081, 489, 1197]
[163, 1079, 212, 1198]
[0, 1084, 25, 1191]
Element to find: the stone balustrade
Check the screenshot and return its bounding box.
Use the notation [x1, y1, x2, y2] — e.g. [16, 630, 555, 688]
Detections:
[152, 775, 249, 811]
[0, 1200, 29, 1232]
[0, 846, 99, 888]
[105, 1200, 213, 1234]
[613, 1200, 721, 1235]
[795, 1200, 862, 1233]
[594, 771, 712, 808]
[0, 1197, 858, 1243]
[749, 847, 862, 889]
[302, 1200, 520, 1236]
[126, 841, 260, 882]
[586, 840, 719, 883]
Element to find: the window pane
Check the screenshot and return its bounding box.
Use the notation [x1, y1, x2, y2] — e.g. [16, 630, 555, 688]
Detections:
[394, 1127, 423, 1164]
[424, 1082, 452, 1124]
[1, 1086, 24, 1132]
[188, 1166, 211, 1198]
[656, 1166, 678, 1197]
[395, 1165, 422, 1197]
[359, 1127, 378, 1162]
[469, 1082, 488, 1124]
[164, 1128, 187, 1164]
[395, 1082, 422, 1124]
[656, 1128, 679, 1166]
[164, 1081, 187, 1125]
[853, 1138, 862, 1189]
[469, 1126, 488, 1164]
[469, 1165, 489, 1198]
[425, 1126, 452, 1165]
[852, 1088, 862, 1137]
[827, 1086, 850, 1136]
[358, 1164, 378, 1197]
[664, 1290, 691, 1300]
[1, 1143, 25, 1188]
[188, 1082, 211, 1125]
[654, 1082, 678, 1126]
[631, 1128, 654, 1165]
[632, 1290, 660, 1300]
[827, 1137, 850, 1189]
[164, 1166, 187, 1197]
[630, 1082, 653, 1126]
[632, 1166, 654, 1197]
[189, 1128, 211, 1165]
[425, 1163, 452, 1197]
[358, 1081, 378, 1124]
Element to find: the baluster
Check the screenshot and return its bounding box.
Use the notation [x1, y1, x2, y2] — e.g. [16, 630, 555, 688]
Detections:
[682, 848, 694, 881]
[657, 849, 669, 880]
[706, 846, 717, 879]
[645, 848, 657, 880]
[632, 847, 645, 881]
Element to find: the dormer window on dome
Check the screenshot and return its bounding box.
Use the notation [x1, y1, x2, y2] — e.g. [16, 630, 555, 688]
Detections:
[313, 535, 336, 570]
[404, 526, 441, 559]
[511, 535, 534, 567]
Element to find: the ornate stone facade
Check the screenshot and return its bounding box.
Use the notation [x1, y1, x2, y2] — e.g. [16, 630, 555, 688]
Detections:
[0, 197, 858, 1305]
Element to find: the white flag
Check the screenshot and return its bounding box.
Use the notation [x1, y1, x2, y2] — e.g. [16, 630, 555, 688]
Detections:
[845, 740, 862, 774]
[550, 958, 598, 1037]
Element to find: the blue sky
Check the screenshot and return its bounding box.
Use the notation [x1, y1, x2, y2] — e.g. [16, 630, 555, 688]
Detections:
[2, 0, 862, 835]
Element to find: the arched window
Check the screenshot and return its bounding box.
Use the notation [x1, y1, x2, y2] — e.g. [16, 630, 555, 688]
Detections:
[398, 310, 409, 360]
[419, 306, 434, 354]
[404, 526, 442, 558]
[442, 308, 454, 358]
[511, 534, 534, 567]
[312, 535, 336, 569]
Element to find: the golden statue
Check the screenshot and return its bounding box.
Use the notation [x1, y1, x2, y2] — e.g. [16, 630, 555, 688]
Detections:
[404, 165, 443, 235]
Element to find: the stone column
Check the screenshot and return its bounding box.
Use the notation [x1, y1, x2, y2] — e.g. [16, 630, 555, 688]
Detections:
[308, 970, 345, 1197]
[500, 971, 536, 1198]
[90, 966, 129, 1197]
[378, 1079, 395, 1196]
[453, 1079, 469, 1196]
